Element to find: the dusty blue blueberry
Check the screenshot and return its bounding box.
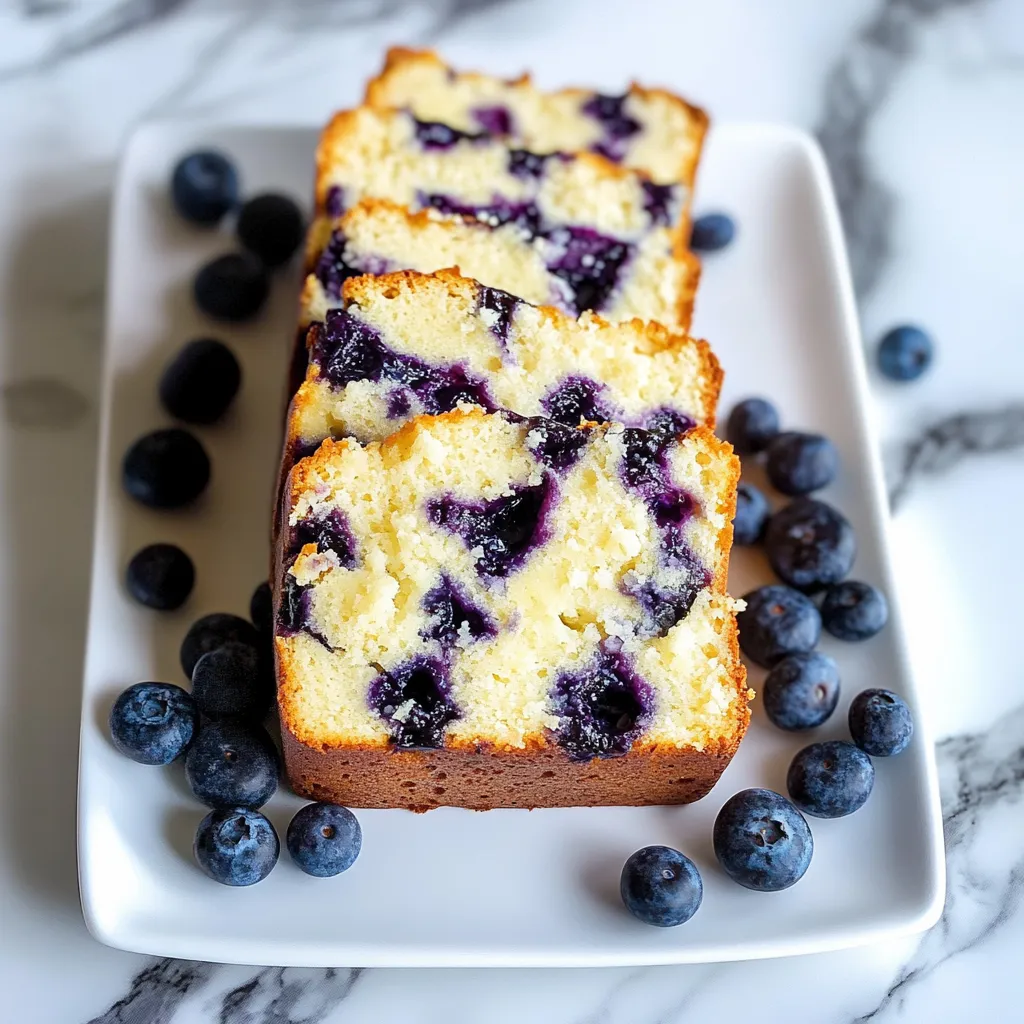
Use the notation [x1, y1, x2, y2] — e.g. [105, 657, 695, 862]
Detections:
[849, 688, 914, 756]
[690, 212, 736, 252]
[125, 543, 195, 610]
[765, 497, 856, 592]
[180, 612, 261, 678]
[762, 651, 840, 730]
[159, 338, 241, 425]
[237, 193, 305, 269]
[620, 846, 703, 927]
[725, 397, 779, 455]
[191, 641, 273, 722]
[122, 428, 210, 510]
[733, 482, 769, 545]
[170, 150, 239, 225]
[821, 580, 889, 641]
[286, 803, 362, 877]
[109, 682, 197, 765]
[193, 807, 279, 886]
[184, 720, 279, 809]
[787, 740, 874, 818]
[713, 788, 813, 891]
[737, 584, 821, 667]
[765, 432, 838, 496]
[877, 325, 933, 382]
[194, 252, 269, 322]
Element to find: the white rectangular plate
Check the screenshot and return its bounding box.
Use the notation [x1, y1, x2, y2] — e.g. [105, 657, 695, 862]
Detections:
[78, 121, 944, 967]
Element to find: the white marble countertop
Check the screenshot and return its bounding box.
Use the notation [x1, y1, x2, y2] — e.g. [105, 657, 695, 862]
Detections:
[1, 0, 1023, 1020]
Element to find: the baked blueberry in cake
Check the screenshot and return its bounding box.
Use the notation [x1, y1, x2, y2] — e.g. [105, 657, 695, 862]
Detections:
[273, 407, 748, 810]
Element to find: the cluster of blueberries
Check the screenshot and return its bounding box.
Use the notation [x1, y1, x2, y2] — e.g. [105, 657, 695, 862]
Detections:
[111, 151, 361, 886]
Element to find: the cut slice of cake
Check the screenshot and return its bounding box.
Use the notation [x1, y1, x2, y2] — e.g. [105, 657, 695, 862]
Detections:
[274, 407, 748, 809]
[286, 267, 721, 466]
[364, 47, 708, 193]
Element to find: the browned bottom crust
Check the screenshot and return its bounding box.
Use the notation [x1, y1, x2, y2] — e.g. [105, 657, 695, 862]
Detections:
[282, 727, 740, 811]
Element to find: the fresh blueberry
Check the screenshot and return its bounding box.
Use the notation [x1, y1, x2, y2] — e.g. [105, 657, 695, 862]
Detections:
[125, 543, 194, 610]
[765, 432, 838, 496]
[620, 846, 703, 927]
[159, 338, 241, 425]
[736, 584, 821, 667]
[787, 740, 874, 818]
[250, 581, 273, 635]
[877, 325, 933, 382]
[762, 652, 840, 730]
[733, 482, 769, 545]
[765, 497, 856, 592]
[180, 612, 261, 678]
[236, 193, 305, 269]
[821, 580, 889, 641]
[725, 397, 779, 455]
[185, 720, 280, 809]
[713, 788, 813, 891]
[690, 213, 736, 252]
[193, 807, 279, 886]
[194, 252, 270, 322]
[122, 428, 211, 509]
[191, 641, 273, 722]
[848, 688, 913, 757]
[286, 803, 362, 877]
[170, 150, 239, 226]
[109, 681, 197, 765]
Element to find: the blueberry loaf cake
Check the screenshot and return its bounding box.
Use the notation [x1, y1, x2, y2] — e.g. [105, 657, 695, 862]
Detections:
[287, 267, 721, 465]
[274, 407, 748, 809]
[365, 47, 708, 192]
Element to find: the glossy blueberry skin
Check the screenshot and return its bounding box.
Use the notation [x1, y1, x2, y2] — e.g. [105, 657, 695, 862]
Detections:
[250, 581, 273, 636]
[877, 325, 933, 382]
[122, 428, 210, 509]
[726, 397, 779, 455]
[191, 641, 273, 722]
[109, 682, 198, 765]
[849, 688, 914, 756]
[286, 803, 363, 877]
[125, 543, 195, 610]
[159, 338, 241, 425]
[194, 252, 269, 322]
[620, 846, 703, 927]
[184, 720, 280, 809]
[713, 788, 813, 892]
[180, 612, 261, 678]
[763, 652, 840, 731]
[737, 584, 821, 667]
[194, 808, 279, 886]
[170, 150, 239, 226]
[690, 212, 736, 252]
[236, 193, 305, 269]
[787, 740, 874, 818]
[765, 497, 856, 592]
[733, 482, 769, 545]
[765, 432, 838, 496]
[821, 580, 889, 641]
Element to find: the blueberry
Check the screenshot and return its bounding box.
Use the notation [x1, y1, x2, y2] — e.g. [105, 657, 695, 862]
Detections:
[194, 807, 279, 886]
[109, 682, 197, 765]
[736, 584, 821, 667]
[733, 482, 769, 545]
[286, 803, 362, 877]
[194, 252, 269, 322]
[787, 740, 874, 818]
[159, 338, 241, 425]
[122, 428, 210, 509]
[713, 788, 813, 891]
[821, 580, 889, 641]
[250, 581, 273, 635]
[765, 432, 838, 496]
[765, 497, 856, 592]
[125, 543, 195, 610]
[725, 397, 779, 455]
[544, 226, 632, 315]
[690, 213, 736, 252]
[170, 150, 239, 226]
[877, 325, 933, 382]
[762, 652, 840, 730]
[419, 574, 495, 646]
[236, 193, 305, 269]
[180, 612, 261, 679]
[848, 688, 913, 757]
[368, 657, 460, 750]
[185, 720, 279, 809]
[620, 846, 703, 927]
[191, 641, 273, 722]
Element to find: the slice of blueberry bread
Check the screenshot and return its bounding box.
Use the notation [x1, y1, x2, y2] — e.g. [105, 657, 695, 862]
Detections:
[274, 407, 748, 809]
[287, 267, 721, 466]
[302, 199, 699, 333]
[365, 47, 708, 193]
